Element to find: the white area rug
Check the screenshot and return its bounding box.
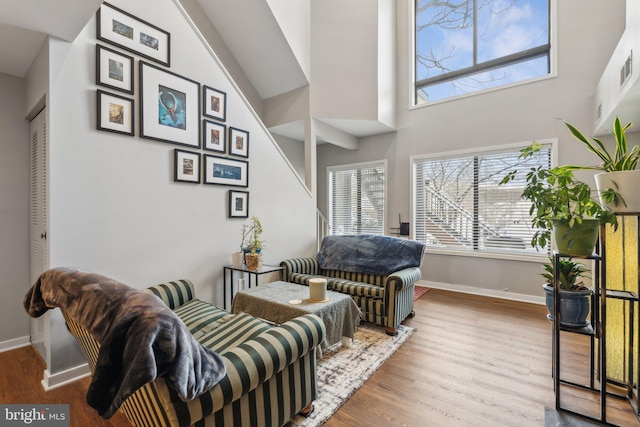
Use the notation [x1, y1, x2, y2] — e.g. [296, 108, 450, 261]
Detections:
[286, 323, 415, 427]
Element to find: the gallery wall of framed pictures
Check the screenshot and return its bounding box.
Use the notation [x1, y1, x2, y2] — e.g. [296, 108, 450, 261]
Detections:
[93, 2, 254, 217]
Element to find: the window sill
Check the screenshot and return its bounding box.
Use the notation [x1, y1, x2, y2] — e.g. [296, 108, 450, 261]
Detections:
[423, 248, 547, 263]
[409, 72, 557, 111]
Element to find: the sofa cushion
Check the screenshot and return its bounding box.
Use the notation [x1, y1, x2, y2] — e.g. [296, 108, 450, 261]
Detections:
[327, 278, 385, 299]
[173, 299, 233, 339]
[198, 312, 272, 353]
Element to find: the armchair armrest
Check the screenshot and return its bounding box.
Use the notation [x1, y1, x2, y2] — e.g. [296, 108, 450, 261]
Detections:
[386, 267, 422, 292]
[215, 314, 325, 406]
[145, 279, 196, 309]
[280, 257, 320, 281]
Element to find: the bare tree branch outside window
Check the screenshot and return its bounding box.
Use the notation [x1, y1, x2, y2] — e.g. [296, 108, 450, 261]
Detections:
[415, 0, 550, 103]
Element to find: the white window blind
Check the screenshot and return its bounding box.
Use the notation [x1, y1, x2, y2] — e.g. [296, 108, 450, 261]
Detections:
[328, 161, 386, 235]
[413, 145, 551, 255]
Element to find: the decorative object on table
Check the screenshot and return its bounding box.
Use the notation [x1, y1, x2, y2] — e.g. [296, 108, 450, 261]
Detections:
[139, 61, 200, 147]
[500, 142, 617, 256]
[202, 119, 226, 153]
[308, 278, 328, 303]
[97, 2, 170, 67]
[228, 127, 249, 158]
[231, 215, 261, 270]
[203, 154, 248, 187]
[228, 190, 248, 218]
[202, 85, 226, 122]
[563, 117, 639, 213]
[96, 89, 134, 136]
[230, 252, 244, 269]
[241, 216, 264, 271]
[173, 149, 200, 184]
[96, 44, 134, 94]
[541, 256, 592, 328]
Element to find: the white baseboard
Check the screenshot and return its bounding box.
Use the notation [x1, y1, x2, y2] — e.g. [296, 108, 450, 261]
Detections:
[419, 280, 545, 306]
[0, 336, 31, 353]
[41, 363, 91, 391]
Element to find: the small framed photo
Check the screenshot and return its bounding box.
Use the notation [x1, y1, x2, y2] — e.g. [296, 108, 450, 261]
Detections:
[97, 2, 170, 67]
[229, 127, 249, 158]
[203, 119, 226, 153]
[204, 155, 248, 187]
[96, 44, 134, 94]
[228, 190, 249, 218]
[140, 61, 200, 148]
[203, 85, 226, 122]
[174, 149, 201, 184]
[97, 89, 134, 136]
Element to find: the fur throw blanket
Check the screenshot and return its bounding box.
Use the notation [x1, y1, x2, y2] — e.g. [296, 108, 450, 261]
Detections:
[24, 268, 226, 419]
[317, 235, 425, 276]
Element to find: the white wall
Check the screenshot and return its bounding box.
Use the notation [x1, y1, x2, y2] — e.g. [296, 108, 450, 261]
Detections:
[318, 0, 628, 298]
[0, 73, 30, 348]
[311, 0, 382, 121]
[273, 134, 306, 180]
[24, 0, 316, 373]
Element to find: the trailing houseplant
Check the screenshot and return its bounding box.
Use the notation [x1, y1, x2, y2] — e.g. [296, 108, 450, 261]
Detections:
[500, 142, 617, 256]
[541, 256, 592, 328]
[563, 117, 639, 212]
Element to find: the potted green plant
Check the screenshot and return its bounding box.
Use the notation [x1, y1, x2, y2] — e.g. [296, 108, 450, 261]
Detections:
[563, 117, 639, 213]
[501, 142, 617, 256]
[242, 216, 264, 271]
[541, 256, 592, 328]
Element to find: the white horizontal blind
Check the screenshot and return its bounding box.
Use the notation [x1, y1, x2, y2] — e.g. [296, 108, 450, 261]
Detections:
[328, 161, 385, 235]
[413, 145, 551, 255]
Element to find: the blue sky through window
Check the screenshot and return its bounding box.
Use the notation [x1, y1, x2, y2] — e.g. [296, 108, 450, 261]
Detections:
[416, 0, 549, 103]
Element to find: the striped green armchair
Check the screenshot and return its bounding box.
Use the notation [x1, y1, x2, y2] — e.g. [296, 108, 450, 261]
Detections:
[281, 235, 425, 335]
[63, 279, 326, 427]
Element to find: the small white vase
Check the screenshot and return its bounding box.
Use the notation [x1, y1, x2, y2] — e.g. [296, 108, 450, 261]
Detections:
[231, 252, 244, 268]
[595, 170, 640, 213]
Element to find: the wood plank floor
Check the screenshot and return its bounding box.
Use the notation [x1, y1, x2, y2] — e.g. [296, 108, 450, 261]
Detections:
[1, 289, 639, 426]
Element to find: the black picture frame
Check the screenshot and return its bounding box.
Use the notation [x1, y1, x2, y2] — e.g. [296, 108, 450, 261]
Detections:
[203, 85, 227, 122]
[97, 89, 134, 136]
[228, 127, 249, 158]
[203, 119, 226, 153]
[139, 61, 201, 148]
[96, 44, 134, 94]
[228, 190, 249, 218]
[204, 155, 249, 187]
[174, 149, 201, 184]
[97, 2, 170, 67]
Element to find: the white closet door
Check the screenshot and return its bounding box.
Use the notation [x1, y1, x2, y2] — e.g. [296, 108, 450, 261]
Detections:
[29, 107, 49, 360]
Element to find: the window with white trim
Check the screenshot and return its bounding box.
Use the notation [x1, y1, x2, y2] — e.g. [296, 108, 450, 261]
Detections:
[414, 0, 551, 104]
[412, 144, 551, 256]
[328, 161, 386, 235]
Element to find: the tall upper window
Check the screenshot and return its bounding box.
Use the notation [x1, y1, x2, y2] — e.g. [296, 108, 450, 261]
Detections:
[412, 143, 552, 257]
[414, 0, 550, 104]
[328, 161, 386, 235]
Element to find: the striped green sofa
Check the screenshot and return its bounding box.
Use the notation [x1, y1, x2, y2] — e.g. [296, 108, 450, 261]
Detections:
[63, 279, 326, 427]
[280, 235, 424, 336]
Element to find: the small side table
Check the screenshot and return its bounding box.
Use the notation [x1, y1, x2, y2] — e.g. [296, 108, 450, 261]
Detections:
[223, 264, 283, 310]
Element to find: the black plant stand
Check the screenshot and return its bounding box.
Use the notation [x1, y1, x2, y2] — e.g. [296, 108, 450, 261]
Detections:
[552, 251, 611, 425]
[553, 214, 640, 425]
